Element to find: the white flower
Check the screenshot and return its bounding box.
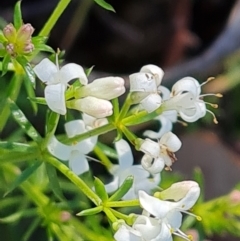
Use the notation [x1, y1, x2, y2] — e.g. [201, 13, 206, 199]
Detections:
[129, 65, 164, 113]
[48, 120, 97, 175]
[105, 139, 160, 200]
[140, 132, 182, 174]
[82, 113, 108, 129]
[163, 77, 219, 123]
[143, 86, 178, 139]
[114, 223, 143, 241]
[67, 96, 113, 118]
[34, 58, 88, 115]
[75, 76, 126, 100]
[138, 181, 200, 241]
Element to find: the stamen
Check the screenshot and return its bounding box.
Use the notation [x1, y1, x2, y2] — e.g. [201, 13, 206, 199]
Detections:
[200, 93, 222, 98]
[172, 229, 192, 241]
[180, 210, 202, 221]
[200, 77, 215, 87]
[177, 120, 188, 126]
[204, 102, 218, 108]
[206, 109, 218, 124]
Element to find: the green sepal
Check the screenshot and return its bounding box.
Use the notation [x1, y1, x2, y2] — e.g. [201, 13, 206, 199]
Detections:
[94, 0, 115, 12]
[76, 206, 103, 216]
[31, 36, 48, 45]
[108, 176, 134, 201]
[45, 163, 66, 202]
[13, 1, 23, 30]
[85, 65, 94, 77]
[94, 177, 108, 202]
[1, 54, 11, 76]
[114, 129, 123, 142]
[28, 96, 47, 105]
[0, 32, 6, 42]
[4, 161, 42, 197]
[16, 56, 36, 88]
[8, 98, 42, 142]
[96, 142, 118, 159]
[24, 76, 38, 114]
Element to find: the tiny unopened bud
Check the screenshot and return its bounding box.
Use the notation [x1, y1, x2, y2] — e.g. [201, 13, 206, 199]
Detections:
[75, 77, 125, 100]
[229, 190, 240, 203]
[17, 23, 35, 42]
[3, 23, 17, 42]
[23, 42, 34, 53]
[60, 211, 71, 222]
[67, 96, 113, 118]
[6, 43, 15, 56]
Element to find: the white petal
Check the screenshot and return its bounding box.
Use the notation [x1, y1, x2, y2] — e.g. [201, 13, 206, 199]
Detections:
[134, 216, 161, 240]
[33, 58, 58, 84]
[105, 176, 119, 193]
[115, 139, 133, 169]
[65, 120, 85, 137]
[143, 115, 173, 139]
[59, 63, 88, 85]
[47, 136, 71, 160]
[74, 136, 97, 154]
[69, 150, 89, 175]
[45, 84, 66, 115]
[160, 181, 199, 201]
[166, 210, 182, 230]
[140, 64, 164, 86]
[158, 86, 171, 100]
[114, 224, 142, 241]
[154, 222, 173, 241]
[140, 139, 160, 158]
[160, 132, 182, 152]
[140, 94, 162, 113]
[172, 77, 200, 97]
[71, 97, 113, 118]
[129, 72, 157, 92]
[138, 191, 174, 218]
[141, 155, 165, 174]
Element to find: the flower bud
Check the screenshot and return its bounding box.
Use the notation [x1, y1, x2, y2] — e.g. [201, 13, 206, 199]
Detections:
[75, 77, 125, 100]
[6, 43, 15, 56]
[23, 42, 34, 53]
[3, 23, 17, 42]
[17, 23, 35, 42]
[67, 96, 113, 118]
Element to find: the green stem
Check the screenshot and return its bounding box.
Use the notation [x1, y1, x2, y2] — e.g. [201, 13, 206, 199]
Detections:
[106, 199, 140, 208]
[120, 125, 138, 145]
[122, 105, 164, 126]
[0, 74, 23, 131]
[39, 0, 71, 37]
[117, 95, 132, 121]
[44, 154, 102, 206]
[94, 144, 113, 170]
[103, 207, 118, 223]
[41, 111, 60, 150]
[66, 123, 115, 144]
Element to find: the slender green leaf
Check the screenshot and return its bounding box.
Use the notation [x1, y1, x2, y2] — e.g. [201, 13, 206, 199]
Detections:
[1, 54, 11, 76]
[22, 217, 41, 241]
[4, 161, 42, 197]
[0, 141, 32, 152]
[33, 43, 55, 53]
[108, 176, 134, 201]
[28, 96, 47, 105]
[96, 142, 118, 159]
[31, 36, 48, 45]
[24, 76, 38, 113]
[94, 0, 115, 12]
[8, 98, 42, 142]
[13, 1, 23, 30]
[76, 206, 103, 216]
[94, 177, 108, 202]
[16, 56, 36, 88]
[45, 163, 66, 202]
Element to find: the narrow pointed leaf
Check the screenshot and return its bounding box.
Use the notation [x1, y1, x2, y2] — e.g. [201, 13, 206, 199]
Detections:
[94, 177, 108, 202]
[8, 98, 42, 142]
[28, 96, 47, 105]
[45, 163, 66, 202]
[2, 54, 11, 76]
[85, 65, 94, 77]
[4, 161, 42, 197]
[76, 206, 103, 216]
[14, 1, 23, 30]
[24, 76, 37, 113]
[33, 43, 55, 53]
[94, 0, 115, 12]
[96, 142, 118, 159]
[31, 36, 48, 45]
[16, 56, 36, 88]
[108, 176, 134, 201]
[0, 141, 33, 152]
[22, 217, 41, 241]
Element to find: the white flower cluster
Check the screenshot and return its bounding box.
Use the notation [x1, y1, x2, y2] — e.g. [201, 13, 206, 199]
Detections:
[114, 181, 200, 241]
[34, 58, 125, 117]
[33, 60, 217, 240]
